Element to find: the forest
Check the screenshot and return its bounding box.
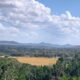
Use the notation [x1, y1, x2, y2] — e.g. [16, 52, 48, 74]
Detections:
[0, 44, 80, 58]
[0, 44, 80, 80]
[0, 54, 79, 80]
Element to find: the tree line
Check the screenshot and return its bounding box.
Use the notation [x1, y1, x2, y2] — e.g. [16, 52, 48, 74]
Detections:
[0, 45, 80, 58]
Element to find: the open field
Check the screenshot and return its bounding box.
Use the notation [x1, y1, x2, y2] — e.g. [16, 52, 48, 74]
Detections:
[13, 57, 58, 66]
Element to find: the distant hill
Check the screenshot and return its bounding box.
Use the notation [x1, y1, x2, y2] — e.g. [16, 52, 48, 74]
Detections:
[0, 41, 19, 45]
[0, 41, 77, 48]
[0, 41, 80, 57]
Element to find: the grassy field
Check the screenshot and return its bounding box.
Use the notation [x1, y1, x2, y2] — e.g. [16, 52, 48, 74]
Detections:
[13, 57, 58, 66]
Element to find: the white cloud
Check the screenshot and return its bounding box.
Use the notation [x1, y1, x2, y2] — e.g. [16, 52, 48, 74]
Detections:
[0, 0, 80, 44]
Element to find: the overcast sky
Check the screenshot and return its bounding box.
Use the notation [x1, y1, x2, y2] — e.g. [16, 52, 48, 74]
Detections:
[0, 0, 80, 44]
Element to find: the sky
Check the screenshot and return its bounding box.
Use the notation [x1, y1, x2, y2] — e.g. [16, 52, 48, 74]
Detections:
[0, 0, 80, 45]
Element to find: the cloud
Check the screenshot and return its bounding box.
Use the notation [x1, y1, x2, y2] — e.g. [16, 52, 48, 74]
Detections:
[0, 0, 80, 44]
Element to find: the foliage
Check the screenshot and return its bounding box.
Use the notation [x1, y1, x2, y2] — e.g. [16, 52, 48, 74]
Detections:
[0, 45, 80, 80]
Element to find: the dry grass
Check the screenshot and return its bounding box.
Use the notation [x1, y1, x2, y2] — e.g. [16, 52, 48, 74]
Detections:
[13, 57, 58, 66]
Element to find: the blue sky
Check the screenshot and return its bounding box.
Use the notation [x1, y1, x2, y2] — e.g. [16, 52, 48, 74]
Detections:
[0, 0, 80, 45]
[38, 0, 80, 16]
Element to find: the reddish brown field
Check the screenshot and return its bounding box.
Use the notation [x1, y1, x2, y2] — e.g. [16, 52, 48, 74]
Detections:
[14, 57, 58, 66]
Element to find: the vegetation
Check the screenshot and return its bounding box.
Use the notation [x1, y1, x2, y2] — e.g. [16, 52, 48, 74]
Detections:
[0, 45, 80, 80]
[0, 45, 80, 58]
[0, 53, 79, 80]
